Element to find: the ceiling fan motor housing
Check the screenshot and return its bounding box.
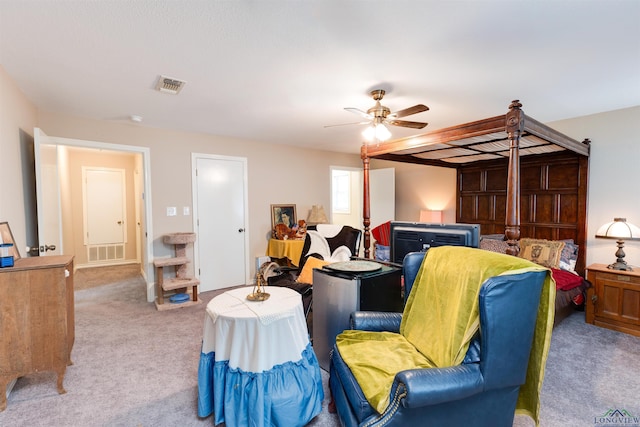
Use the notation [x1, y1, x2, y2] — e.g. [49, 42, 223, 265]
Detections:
[367, 90, 390, 118]
[370, 89, 386, 101]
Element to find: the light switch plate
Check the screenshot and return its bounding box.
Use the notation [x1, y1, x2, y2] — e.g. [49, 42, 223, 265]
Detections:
[183, 206, 190, 216]
[167, 207, 177, 216]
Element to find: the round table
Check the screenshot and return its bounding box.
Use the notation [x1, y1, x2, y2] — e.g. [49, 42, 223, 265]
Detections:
[197, 286, 323, 427]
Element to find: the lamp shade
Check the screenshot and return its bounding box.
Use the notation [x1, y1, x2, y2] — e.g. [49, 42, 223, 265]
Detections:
[307, 205, 328, 225]
[419, 210, 443, 223]
[595, 218, 640, 271]
[595, 218, 640, 240]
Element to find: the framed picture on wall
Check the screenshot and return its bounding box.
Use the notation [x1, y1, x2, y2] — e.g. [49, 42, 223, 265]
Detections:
[0, 221, 21, 260]
[271, 204, 297, 229]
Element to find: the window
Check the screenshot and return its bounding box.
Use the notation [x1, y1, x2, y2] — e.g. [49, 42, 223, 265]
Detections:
[332, 170, 351, 214]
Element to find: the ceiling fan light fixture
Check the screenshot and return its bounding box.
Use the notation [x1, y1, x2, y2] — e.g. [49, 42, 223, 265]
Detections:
[362, 123, 391, 142]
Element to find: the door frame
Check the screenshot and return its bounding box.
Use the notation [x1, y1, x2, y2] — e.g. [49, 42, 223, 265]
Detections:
[191, 153, 251, 289]
[34, 136, 63, 256]
[36, 131, 155, 301]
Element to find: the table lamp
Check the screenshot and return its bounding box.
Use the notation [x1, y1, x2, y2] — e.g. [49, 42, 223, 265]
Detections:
[595, 218, 640, 271]
[307, 205, 328, 226]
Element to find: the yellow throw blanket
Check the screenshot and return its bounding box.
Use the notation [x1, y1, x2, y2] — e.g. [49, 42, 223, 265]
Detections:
[335, 246, 554, 425]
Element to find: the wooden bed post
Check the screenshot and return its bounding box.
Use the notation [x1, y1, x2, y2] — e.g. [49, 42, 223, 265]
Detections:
[361, 143, 371, 258]
[505, 100, 524, 256]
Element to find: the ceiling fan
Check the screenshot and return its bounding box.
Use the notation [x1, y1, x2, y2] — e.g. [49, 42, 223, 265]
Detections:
[327, 89, 429, 142]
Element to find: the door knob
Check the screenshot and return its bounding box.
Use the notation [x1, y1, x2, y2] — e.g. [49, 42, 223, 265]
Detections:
[238, 228, 245, 233]
[39, 244, 57, 252]
[26, 246, 40, 256]
[117, 221, 123, 225]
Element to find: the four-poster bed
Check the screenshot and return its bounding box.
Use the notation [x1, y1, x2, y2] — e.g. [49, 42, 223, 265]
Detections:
[360, 100, 591, 324]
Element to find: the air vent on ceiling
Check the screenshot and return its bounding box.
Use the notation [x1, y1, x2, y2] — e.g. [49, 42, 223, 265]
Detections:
[155, 75, 186, 94]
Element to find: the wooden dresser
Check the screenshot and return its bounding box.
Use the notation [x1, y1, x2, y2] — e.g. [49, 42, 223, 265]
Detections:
[0, 255, 75, 411]
[585, 263, 640, 337]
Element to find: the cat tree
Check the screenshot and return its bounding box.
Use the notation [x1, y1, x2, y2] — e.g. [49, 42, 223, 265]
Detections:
[154, 232, 201, 311]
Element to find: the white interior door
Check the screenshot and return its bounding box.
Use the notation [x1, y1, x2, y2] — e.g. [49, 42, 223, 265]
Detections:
[34, 128, 62, 256]
[83, 168, 126, 245]
[193, 154, 249, 292]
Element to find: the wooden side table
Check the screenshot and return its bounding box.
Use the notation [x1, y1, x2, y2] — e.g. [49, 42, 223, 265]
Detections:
[585, 263, 640, 337]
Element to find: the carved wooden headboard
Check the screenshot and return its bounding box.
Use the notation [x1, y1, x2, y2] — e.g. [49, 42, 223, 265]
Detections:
[457, 152, 589, 276]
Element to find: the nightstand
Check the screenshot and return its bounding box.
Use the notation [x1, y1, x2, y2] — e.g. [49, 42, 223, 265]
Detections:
[585, 263, 640, 337]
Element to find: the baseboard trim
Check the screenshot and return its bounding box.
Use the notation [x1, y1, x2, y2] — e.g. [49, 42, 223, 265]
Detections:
[75, 260, 140, 270]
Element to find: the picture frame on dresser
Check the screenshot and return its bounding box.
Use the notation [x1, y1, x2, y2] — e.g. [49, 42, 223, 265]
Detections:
[0, 222, 20, 260]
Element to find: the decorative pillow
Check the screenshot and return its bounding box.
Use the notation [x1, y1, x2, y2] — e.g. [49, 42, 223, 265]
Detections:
[518, 238, 565, 268]
[480, 238, 509, 254]
[481, 234, 506, 241]
[559, 240, 579, 272]
[297, 256, 331, 284]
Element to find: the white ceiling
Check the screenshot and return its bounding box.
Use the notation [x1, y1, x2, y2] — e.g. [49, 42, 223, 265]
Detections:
[1, 1, 639, 154]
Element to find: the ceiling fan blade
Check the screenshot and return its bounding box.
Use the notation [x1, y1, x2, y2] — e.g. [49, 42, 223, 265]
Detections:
[388, 104, 429, 119]
[385, 119, 428, 129]
[324, 121, 369, 128]
[344, 107, 373, 120]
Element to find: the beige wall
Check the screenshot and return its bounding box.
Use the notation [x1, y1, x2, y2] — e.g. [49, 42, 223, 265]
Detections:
[0, 66, 37, 253]
[35, 110, 362, 280]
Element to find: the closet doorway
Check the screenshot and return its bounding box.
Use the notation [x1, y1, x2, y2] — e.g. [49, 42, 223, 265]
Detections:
[33, 128, 154, 301]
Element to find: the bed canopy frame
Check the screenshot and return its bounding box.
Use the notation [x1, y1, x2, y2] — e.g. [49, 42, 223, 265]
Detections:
[360, 100, 591, 273]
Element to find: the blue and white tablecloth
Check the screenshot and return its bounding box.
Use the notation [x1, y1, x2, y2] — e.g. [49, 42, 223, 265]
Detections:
[197, 286, 323, 427]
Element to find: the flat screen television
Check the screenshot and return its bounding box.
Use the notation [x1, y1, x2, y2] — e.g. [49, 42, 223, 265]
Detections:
[390, 221, 481, 264]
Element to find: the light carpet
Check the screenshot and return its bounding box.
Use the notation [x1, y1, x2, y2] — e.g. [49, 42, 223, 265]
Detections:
[73, 263, 143, 291]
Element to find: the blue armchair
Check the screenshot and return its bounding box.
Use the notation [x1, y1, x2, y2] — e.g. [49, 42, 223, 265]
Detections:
[329, 249, 552, 427]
